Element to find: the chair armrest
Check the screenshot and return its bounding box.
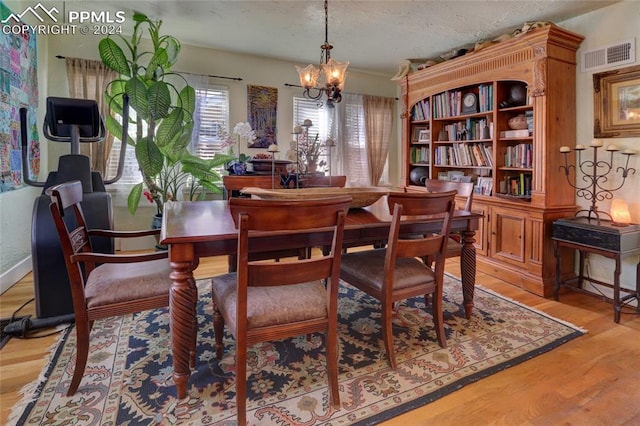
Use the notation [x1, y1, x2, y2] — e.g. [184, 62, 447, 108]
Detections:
[88, 228, 161, 238]
[72, 251, 168, 264]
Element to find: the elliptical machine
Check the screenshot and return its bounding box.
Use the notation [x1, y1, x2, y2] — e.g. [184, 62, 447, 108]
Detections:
[4, 96, 127, 335]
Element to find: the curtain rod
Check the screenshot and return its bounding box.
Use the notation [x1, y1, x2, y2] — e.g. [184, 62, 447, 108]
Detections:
[284, 83, 398, 100]
[55, 55, 243, 81]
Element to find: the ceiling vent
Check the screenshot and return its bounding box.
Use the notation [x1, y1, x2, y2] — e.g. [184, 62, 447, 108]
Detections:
[581, 39, 635, 72]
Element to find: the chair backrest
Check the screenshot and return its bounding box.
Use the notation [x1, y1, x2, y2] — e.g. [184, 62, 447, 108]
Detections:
[229, 196, 351, 289]
[222, 175, 278, 199]
[423, 178, 474, 212]
[49, 180, 94, 292]
[386, 190, 457, 268]
[303, 175, 347, 188]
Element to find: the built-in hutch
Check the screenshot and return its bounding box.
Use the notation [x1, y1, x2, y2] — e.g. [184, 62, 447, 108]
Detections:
[400, 25, 584, 296]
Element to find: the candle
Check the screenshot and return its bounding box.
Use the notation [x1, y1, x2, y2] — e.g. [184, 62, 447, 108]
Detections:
[293, 125, 303, 134]
[303, 119, 313, 127]
[591, 139, 603, 147]
[622, 149, 636, 155]
[560, 146, 571, 153]
[575, 144, 586, 150]
[606, 144, 619, 151]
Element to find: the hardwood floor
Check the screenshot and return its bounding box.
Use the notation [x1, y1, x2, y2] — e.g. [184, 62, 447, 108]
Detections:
[1, 256, 639, 424]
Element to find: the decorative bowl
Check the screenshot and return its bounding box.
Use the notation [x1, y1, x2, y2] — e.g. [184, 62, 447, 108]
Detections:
[240, 187, 389, 209]
[508, 114, 528, 130]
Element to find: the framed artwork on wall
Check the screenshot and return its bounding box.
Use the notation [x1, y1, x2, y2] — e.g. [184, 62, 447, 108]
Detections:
[593, 64, 640, 138]
[247, 85, 277, 148]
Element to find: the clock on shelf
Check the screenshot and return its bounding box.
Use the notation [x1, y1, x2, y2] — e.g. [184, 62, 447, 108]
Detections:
[461, 92, 478, 114]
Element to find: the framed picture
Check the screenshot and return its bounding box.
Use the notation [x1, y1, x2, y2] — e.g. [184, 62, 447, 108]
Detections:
[593, 64, 640, 138]
[418, 129, 430, 142]
[247, 85, 278, 148]
[477, 177, 493, 195]
[412, 126, 428, 141]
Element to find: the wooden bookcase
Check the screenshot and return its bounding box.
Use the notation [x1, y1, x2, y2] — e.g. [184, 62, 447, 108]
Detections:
[399, 25, 584, 297]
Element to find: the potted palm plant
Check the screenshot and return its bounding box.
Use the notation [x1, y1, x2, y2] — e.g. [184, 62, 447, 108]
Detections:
[99, 12, 230, 215]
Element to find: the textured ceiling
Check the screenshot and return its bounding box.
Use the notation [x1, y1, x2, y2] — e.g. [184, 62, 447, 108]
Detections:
[56, 1, 619, 76]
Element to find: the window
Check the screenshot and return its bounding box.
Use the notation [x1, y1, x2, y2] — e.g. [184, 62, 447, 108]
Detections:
[191, 86, 229, 159]
[293, 95, 389, 186]
[106, 84, 229, 183]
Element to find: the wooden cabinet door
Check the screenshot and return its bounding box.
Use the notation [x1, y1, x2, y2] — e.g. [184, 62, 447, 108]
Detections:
[489, 206, 526, 266]
[470, 202, 488, 257]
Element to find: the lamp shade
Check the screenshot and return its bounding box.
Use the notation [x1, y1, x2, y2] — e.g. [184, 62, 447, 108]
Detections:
[610, 199, 631, 225]
[322, 57, 349, 86]
[296, 64, 320, 89]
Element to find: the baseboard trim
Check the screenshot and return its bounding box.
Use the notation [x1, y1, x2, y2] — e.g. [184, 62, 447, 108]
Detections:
[0, 256, 32, 295]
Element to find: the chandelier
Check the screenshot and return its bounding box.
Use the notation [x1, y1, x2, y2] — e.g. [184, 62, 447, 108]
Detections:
[295, 0, 349, 107]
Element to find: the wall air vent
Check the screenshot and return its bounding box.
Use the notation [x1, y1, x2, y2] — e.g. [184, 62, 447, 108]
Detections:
[581, 39, 635, 72]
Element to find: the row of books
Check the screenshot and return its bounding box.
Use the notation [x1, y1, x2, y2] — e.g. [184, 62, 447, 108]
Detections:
[504, 143, 533, 168]
[410, 146, 431, 164]
[498, 173, 532, 197]
[432, 85, 493, 118]
[477, 84, 493, 113]
[439, 118, 492, 141]
[434, 143, 494, 168]
[411, 99, 431, 121]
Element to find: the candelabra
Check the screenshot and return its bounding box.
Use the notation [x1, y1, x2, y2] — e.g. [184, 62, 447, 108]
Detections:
[325, 138, 336, 184]
[267, 143, 279, 189]
[559, 140, 636, 224]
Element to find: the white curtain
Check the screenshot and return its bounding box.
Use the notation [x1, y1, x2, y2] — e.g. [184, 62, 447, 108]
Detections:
[176, 73, 210, 153]
[327, 93, 370, 187]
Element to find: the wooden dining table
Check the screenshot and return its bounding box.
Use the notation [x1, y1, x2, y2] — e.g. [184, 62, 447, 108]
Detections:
[161, 195, 481, 399]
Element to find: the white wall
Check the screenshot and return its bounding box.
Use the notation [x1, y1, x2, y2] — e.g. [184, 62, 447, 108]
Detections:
[560, 1, 640, 297]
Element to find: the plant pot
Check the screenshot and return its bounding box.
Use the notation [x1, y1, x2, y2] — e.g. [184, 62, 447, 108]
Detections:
[228, 162, 247, 175]
[151, 213, 167, 251]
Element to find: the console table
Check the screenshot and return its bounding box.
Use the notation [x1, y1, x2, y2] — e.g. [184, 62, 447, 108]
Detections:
[552, 217, 640, 323]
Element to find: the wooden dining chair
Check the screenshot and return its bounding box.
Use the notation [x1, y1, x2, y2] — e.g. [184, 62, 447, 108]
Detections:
[211, 196, 351, 425]
[222, 175, 308, 269]
[49, 180, 173, 396]
[422, 179, 474, 261]
[339, 190, 457, 368]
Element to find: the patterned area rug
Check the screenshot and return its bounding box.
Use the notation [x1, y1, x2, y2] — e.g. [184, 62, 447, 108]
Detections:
[10, 276, 584, 425]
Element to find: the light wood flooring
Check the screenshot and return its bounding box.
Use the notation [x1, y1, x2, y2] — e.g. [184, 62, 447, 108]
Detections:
[1, 256, 639, 425]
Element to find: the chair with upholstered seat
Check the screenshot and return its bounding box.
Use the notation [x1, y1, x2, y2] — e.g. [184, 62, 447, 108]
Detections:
[339, 190, 457, 368]
[223, 175, 310, 269]
[422, 179, 474, 261]
[48, 180, 173, 396]
[211, 196, 351, 425]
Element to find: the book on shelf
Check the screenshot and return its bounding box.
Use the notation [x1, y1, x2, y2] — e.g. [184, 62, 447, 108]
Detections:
[476, 177, 493, 195]
[499, 173, 532, 197]
[499, 129, 530, 138]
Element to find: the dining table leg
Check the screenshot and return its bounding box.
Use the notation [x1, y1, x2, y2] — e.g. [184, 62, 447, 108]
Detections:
[169, 252, 198, 400]
[460, 229, 476, 319]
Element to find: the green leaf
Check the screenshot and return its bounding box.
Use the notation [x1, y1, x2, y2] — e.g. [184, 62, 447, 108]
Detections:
[164, 37, 181, 67]
[127, 182, 144, 215]
[135, 136, 164, 176]
[132, 12, 149, 23]
[125, 77, 150, 120]
[179, 85, 196, 118]
[147, 81, 171, 120]
[156, 108, 183, 147]
[145, 47, 169, 80]
[105, 115, 135, 146]
[99, 38, 130, 76]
